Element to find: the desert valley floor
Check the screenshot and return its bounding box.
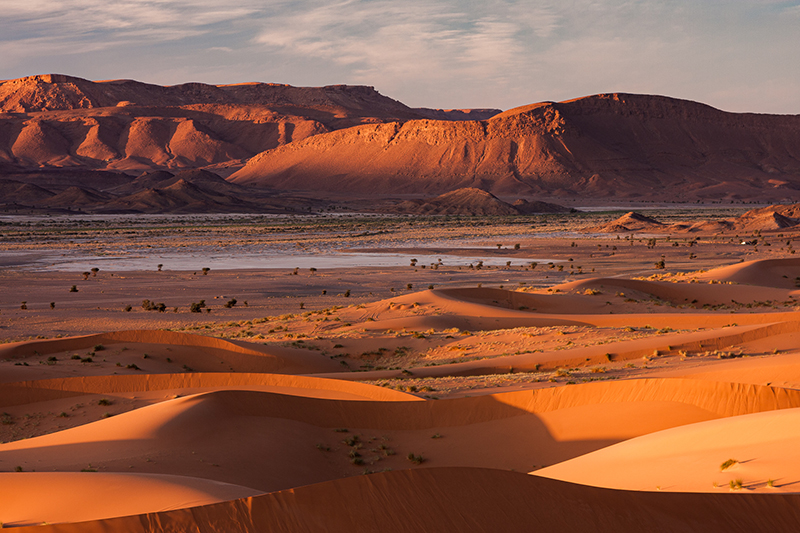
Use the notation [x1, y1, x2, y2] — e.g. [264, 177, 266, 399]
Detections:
[3, 209, 800, 531]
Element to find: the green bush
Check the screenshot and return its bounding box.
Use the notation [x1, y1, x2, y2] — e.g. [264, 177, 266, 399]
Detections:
[407, 453, 425, 465]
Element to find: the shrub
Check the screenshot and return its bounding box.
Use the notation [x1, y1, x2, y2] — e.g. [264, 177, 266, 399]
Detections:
[124, 305, 132, 312]
[69, 285, 78, 292]
[344, 290, 351, 297]
[97, 398, 112, 406]
[141, 299, 166, 312]
[379, 444, 395, 456]
[94, 344, 105, 352]
[224, 298, 237, 308]
[202, 267, 210, 275]
[720, 459, 738, 471]
[20, 301, 27, 310]
[91, 267, 99, 276]
[190, 300, 206, 313]
[407, 453, 425, 465]
[343, 435, 361, 447]
[50, 302, 55, 309]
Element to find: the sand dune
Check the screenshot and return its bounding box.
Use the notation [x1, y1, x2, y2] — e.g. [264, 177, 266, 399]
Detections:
[536, 407, 800, 493]
[590, 211, 664, 233]
[0, 329, 341, 376]
[0, 472, 261, 527]
[6, 239, 800, 529]
[2, 378, 797, 496]
[0, 372, 417, 408]
[13, 467, 800, 533]
[557, 275, 796, 306]
[695, 257, 800, 288]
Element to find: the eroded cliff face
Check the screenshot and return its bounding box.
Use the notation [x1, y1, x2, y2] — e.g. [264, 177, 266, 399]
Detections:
[4, 76, 800, 204]
[0, 108, 326, 171]
[0, 75, 439, 171]
[0, 74, 417, 116]
[231, 93, 800, 201]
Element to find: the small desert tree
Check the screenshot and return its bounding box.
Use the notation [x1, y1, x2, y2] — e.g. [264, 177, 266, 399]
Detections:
[91, 267, 99, 277]
[82, 272, 90, 280]
[157, 264, 163, 272]
[202, 267, 210, 276]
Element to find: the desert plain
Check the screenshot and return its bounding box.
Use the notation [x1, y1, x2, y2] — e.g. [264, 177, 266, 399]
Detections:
[3, 208, 800, 531]
[3, 75, 800, 531]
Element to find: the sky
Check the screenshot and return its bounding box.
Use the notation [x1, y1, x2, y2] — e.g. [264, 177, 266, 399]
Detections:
[1, 0, 799, 113]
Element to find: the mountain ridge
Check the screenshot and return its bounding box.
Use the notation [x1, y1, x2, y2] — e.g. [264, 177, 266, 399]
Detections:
[230, 92, 800, 202]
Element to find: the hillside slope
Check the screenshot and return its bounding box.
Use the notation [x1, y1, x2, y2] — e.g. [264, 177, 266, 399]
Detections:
[231, 93, 800, 201]
[0, 75, 490, 173]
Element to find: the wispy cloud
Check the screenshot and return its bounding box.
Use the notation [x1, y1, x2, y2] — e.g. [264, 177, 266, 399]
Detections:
[1, 0, 260, 48]
[253, 0, 534, 93]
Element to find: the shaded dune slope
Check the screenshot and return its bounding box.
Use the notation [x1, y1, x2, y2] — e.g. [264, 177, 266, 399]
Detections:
[15, 467, 800, 533]
[2, 379, 798, 494]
